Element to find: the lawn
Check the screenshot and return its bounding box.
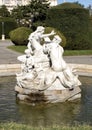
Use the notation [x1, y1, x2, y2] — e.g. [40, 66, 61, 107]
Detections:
[8, 45, 92, 56]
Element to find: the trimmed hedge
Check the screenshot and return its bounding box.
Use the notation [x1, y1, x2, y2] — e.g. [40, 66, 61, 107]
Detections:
[46, 3, 91, 50]
[53, 2, 83, 9]
[0, 17, 17, 39]
[9, 27, 32, 46]
[88, 16, 92, 48]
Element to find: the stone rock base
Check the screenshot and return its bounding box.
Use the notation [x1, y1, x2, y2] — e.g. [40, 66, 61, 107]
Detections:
[15, 85, 81, 104]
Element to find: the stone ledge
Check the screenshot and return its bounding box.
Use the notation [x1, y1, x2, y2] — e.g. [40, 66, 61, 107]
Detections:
[0, 63, 92, 76]
[69, 64, 92, 76]
[0, 64, 21, 76]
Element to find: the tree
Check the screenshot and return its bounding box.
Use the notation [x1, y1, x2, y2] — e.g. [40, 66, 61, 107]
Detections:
[0, 5, 10, 17]
[11, 5, 25, 26]
[11, 0, 50, 28]
[28, 0, 50, 20]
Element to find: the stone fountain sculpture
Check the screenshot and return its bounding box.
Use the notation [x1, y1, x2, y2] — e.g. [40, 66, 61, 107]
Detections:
[15, 26, 81, 104]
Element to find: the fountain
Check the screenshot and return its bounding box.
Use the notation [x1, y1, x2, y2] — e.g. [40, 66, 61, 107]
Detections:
[15, 26, 81, 104]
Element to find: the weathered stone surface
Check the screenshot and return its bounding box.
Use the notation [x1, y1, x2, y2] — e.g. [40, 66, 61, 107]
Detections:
[15, 26, 82, 104]
[16, 86, 81, 104]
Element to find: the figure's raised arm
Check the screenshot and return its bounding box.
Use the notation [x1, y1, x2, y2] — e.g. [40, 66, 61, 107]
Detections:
[41, 30, 56, 38]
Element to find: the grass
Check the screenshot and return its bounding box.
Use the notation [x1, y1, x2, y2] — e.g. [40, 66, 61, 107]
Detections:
[8, 45, 92, 56]
[64, 50, 92, 56]
[8, 45, 27, 54]
[0, 122, 92, 130]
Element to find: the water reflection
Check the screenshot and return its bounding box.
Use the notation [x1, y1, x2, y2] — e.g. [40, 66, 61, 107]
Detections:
[77, 76, 92, 125]
[17, 101, 81, 126]
[0, 76, 92, 126]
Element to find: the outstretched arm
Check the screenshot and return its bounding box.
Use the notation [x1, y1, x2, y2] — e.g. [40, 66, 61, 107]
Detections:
[41, 30, 56, 38]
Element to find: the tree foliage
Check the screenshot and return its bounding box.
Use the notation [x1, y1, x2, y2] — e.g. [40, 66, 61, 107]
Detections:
[46, 3, 91, 50]
[0, 17, 17, 38]
[0, 5, 10, 17]
[11, 0, 50, 27]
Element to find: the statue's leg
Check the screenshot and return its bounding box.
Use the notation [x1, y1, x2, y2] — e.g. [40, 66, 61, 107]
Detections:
[44, 71, 56, 87]
[57, 72, 74, 90]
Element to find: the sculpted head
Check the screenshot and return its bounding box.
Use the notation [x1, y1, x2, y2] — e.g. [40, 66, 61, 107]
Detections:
[25, 49, 31, 57]
[52, 35, 62, 44]
[36, 26, 45, 33]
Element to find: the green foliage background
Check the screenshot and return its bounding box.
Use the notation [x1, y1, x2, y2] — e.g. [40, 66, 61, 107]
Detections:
[0, 17, 17, 39]
[9, 27, 32, 45]
[0, 2, 92, 50]
[46, 3, 91, 50]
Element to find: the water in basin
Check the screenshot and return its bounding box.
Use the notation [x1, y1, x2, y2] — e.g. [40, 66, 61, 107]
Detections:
[0, 76, 92, 126]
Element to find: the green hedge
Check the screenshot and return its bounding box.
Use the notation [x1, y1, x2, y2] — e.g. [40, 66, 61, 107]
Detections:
[0, 17, 17, 39]
[53, 2, 83, 9]
[9, 27, 32, 46]
[88, 16, 92, 48]
[46, 3, 91, 50]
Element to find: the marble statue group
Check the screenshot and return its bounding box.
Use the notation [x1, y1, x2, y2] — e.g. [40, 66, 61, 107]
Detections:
[15, 26, 81, 103]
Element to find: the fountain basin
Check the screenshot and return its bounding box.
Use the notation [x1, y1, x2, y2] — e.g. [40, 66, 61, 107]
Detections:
[0, 76, 92, 126]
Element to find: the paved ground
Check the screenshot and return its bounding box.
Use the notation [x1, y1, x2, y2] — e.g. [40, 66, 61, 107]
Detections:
[0, 40, 21, 64]
[0, 40, 92, 65]
[64, 55, 92, 65]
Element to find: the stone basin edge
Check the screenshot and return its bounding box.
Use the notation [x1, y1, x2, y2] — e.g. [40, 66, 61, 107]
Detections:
[0, 63, 92, 77]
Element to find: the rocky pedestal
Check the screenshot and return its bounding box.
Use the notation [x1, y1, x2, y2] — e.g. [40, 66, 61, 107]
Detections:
[15, 80, 81, 104]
